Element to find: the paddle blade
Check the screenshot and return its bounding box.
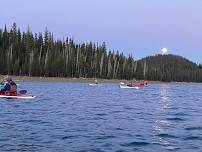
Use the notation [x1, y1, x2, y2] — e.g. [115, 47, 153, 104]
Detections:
[19, 90, 27, 94]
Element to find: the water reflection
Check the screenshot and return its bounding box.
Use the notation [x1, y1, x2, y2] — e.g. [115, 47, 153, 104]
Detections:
[159, 85, 172, 109]
[153, 84, 174, 149]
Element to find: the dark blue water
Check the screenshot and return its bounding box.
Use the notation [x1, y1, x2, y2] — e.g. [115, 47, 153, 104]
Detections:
[0, 82, 202, 152]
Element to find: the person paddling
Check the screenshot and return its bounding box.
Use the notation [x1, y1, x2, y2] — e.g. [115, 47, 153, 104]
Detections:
[0, 76, 17, 94]
[127, 81, 133, 87]
[95, 79, 98, 84]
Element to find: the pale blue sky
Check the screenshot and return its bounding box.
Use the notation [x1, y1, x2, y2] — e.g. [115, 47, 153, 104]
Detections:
[1, 0, 202, 62]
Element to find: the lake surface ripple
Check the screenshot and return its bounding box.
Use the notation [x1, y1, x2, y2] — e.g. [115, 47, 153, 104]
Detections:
[0, 82, 202, 152]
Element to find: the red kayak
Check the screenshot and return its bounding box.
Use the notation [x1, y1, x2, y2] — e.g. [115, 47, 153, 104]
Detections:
[135, 83, 149, 88]
[0, 93, 36, 99]
[128, 81, 149, 88]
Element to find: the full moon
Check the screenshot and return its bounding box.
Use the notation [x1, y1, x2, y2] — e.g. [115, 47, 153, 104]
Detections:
[161, 48, 168, 54]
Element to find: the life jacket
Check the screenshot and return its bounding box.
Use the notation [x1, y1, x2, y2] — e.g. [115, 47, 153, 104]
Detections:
[9, 81, 17, 93]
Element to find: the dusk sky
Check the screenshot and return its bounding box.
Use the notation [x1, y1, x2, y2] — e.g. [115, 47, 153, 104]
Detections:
[1, 0, 202, 62]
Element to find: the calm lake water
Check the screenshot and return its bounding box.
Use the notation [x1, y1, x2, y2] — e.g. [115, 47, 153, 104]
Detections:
[0, 82, 202, 152]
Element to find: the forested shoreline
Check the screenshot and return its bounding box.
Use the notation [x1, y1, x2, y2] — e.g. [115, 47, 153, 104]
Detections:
[0, 23, 202, 82]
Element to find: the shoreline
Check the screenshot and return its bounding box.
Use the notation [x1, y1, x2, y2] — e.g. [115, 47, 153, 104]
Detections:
[0, 75, 132, 83]
[1, 75, 201, 84]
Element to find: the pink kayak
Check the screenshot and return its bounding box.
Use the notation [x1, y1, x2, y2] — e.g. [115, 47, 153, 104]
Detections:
[0, 93, 36, 99]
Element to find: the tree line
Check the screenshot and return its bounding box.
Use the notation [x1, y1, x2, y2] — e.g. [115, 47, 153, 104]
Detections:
[0, 23, 136, 79]
[0, 23, 202, 82]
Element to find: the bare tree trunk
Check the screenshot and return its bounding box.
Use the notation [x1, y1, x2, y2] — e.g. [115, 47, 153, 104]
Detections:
[107, 56, 112, 77]
[133, 61, 137, 73]
[143, 60, 147, 78]
[39, 46, 42, 64]
[113, 57, 117, 79]
[99, 53, 104, 76]
[115, 59, 120, 78]
[123, 58, 127, 74]
[29, 50, 34, 76]
[76, 47, 80, 73]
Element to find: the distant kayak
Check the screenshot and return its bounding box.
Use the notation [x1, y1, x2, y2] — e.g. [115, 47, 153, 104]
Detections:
[119, 81, 149, 89]
[0, 93, 36, 99]
[89, 83, 99, 86]
[119, 85, 139, 89]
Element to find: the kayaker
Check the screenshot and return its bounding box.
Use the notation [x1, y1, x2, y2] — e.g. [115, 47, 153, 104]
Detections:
[144, 81, 148, 86]
[9, 78, 17, 93]
[127, 81, 133, 87]
[95, 79, 98, 84]
[0, 76, 17, 93]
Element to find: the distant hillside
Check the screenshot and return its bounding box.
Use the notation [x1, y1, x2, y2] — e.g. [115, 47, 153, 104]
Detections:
[135, 54, 202, 82]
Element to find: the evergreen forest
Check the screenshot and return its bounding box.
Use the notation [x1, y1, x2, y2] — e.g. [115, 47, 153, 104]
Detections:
[0, 23, 202, 82]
